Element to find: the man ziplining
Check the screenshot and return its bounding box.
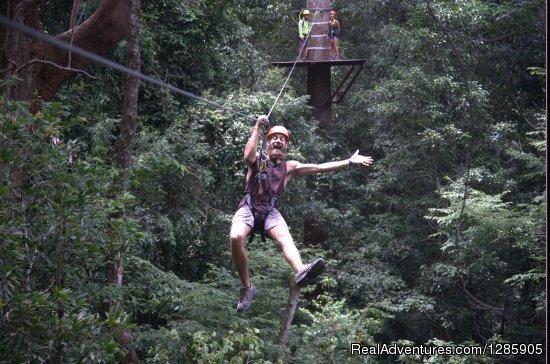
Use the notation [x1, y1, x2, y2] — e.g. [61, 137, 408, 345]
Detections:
[230, 116, 374, 311]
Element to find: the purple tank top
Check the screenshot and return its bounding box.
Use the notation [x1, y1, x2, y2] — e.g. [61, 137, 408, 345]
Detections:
[239, 157, 287, 213]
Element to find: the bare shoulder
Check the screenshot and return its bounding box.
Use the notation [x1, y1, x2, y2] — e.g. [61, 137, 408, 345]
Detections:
[285, 160, 301, 173]
[283, 160, 301, 185]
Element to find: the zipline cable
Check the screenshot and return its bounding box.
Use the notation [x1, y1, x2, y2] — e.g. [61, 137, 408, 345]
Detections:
[0, 14, 256, 121]
[266, 10, 319, 119]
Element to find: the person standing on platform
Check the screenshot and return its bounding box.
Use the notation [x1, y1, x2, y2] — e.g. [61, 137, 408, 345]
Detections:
[298, 10, 312, 61]
[328, 10, 341, 60]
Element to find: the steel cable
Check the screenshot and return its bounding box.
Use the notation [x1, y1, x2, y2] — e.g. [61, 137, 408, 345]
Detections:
[0, 14, 256, 121]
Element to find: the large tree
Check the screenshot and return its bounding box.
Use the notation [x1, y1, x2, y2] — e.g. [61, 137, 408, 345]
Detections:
[1, 0, 128, 103]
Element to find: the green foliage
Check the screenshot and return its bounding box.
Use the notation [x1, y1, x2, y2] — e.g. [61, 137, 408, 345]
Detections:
[0, 98, 139, 362]
[422, 171, 545, 344]
[290, 293, 384, 363]
[191, 326, 269, 364]
[140, 0, 262, 95]
[1, 0, 545, 362]
[125, 242, 292, 362]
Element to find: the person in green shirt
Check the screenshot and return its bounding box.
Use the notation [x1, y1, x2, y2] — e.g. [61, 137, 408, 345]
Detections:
[298, 10, 312, 61]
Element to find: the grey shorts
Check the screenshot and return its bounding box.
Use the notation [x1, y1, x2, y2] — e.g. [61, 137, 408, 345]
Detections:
[232, 205, 288, 233]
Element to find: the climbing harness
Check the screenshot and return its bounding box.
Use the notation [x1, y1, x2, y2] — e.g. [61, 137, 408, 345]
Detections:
[242, 124, 290, 244]
[243, 151, 284, 244]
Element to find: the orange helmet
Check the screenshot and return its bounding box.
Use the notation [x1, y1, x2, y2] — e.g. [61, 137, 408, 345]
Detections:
[267, 125, 291, 141]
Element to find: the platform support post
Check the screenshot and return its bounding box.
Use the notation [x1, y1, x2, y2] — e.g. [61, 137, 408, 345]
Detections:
[307, 63, 331, 127]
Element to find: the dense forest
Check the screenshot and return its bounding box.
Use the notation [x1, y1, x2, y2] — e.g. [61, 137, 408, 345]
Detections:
[0, 0, 546, 363]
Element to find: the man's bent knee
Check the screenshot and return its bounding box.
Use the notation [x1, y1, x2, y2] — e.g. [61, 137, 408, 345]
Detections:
[267, 226, 294, 246]
[230, 233, 246, 248]
[230, 222, 252, 247]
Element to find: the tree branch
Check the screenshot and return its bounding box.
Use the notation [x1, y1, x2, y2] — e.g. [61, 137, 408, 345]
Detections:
[34, 0, 129, 100]
[503, 55, 537, 129]
[426, 0, 469, 80]
[479, 32, 516, 43]
[68, 0, 83, 68]
[69, 0, 81, 29]
[0, 62, 15, 75]
[461, 280, 505, 315]
[15, 58, 100, 79]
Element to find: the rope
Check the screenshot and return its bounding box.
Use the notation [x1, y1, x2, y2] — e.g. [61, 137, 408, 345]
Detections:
[266, 10, 319, 119]
[0, 14, 256, 121]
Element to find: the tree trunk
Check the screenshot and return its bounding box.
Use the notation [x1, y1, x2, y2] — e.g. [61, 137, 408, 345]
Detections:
[1, 0, 42, 101]
[1, 0, 129, 102]
[107, 0, 141, 362]
[275, 278, 301, 362]
[116, 0, 141, 171]
[107, 0, 141, 285]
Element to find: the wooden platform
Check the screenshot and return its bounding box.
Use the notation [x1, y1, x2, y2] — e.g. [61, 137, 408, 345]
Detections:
[271, 59, 366, 67]
[270, 58, 367, 124]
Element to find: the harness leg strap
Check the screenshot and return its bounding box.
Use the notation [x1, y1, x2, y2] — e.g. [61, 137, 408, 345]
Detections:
[248, 210, 268, 244]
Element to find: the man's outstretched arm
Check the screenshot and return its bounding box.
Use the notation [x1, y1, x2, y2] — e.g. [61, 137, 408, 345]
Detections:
[289, 150, 373, 177]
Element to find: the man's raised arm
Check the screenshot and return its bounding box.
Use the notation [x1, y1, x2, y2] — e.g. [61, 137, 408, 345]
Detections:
[244, 116, 268, 167]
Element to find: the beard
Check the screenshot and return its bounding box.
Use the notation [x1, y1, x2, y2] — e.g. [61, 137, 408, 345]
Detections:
[267, 142, 287, 159]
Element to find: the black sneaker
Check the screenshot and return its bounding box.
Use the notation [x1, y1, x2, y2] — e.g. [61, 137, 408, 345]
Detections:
[236, 285, 257, 312]
[295, 258, 325, 287]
